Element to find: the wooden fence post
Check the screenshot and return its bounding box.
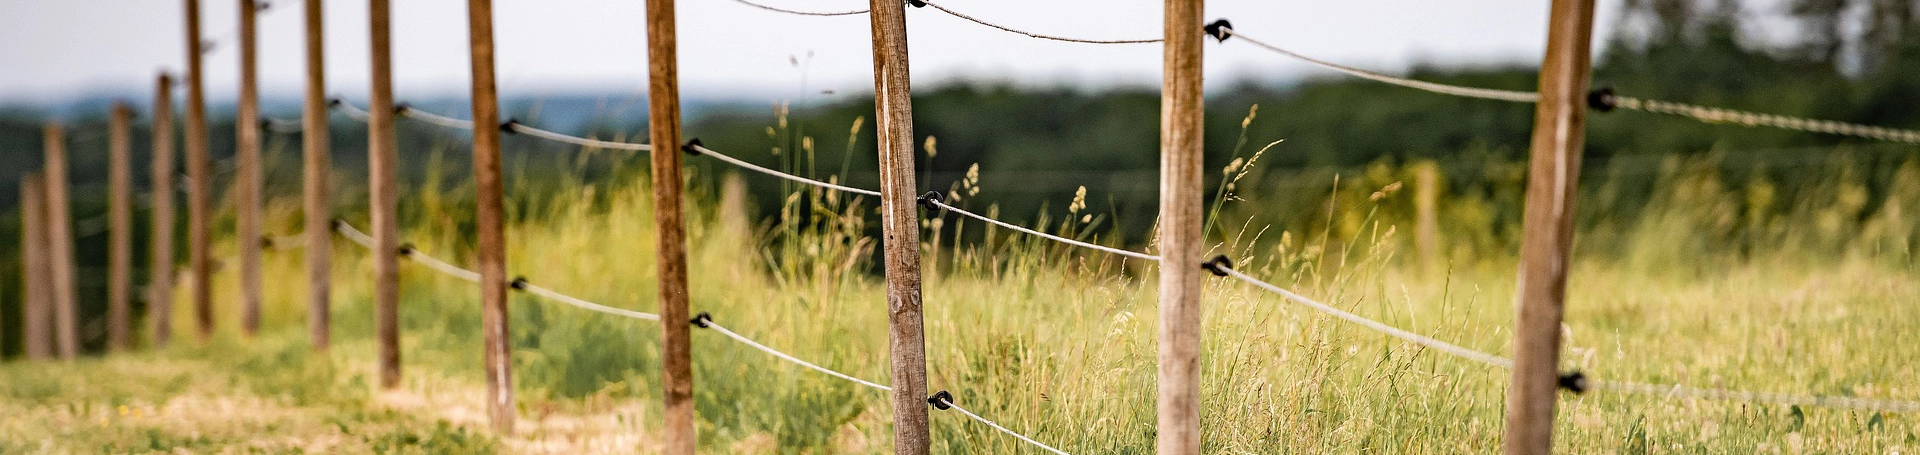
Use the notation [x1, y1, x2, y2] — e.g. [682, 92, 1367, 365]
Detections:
[466, 0, 515, 433]
[236, 0, 265, 337]
[151, 72, 178, 347]
[109, 103, 136, 351]
[1156, 0, 1205, 453]
[367, 0, 402, 388]
[645, 0, 695, 450]
[303, 0, 332, 352]
[1503, 0, 1598, 454]
[20, 173, 53, 360]
[865, 0, 930, 452]
[1412, 160, 1441, 273]
[44, 124, 79, 360]
[182, 0, 216, 342]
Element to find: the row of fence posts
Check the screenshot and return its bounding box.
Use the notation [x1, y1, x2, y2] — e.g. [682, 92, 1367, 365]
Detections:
[11, 0, 1595, 453]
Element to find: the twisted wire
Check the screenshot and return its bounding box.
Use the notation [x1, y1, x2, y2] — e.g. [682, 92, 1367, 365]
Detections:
[934, 394, 1073, 455]
[726, 0, 867, 16]
[1222, 27, 1539, 103]
[507, 123, 652, 151]
[333, 221, 375, 248]
[1214, 263, 1513, 368]
[920, 1, 1159, 44]
[688, 144, 883, 197]
[1615, 96, 1920, 144]
[703, 320, 893, 391]
[399, 106, 476, 130]
[403, 248, 482, 283]
[927, 199, 1159, 261]
[331, 100, 373, 122]
[519, 282, 662, 321]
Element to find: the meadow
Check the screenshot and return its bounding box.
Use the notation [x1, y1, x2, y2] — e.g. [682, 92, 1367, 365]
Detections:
[2, 117, 1916, 454]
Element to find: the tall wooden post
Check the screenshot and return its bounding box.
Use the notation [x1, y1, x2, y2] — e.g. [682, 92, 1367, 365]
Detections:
[1413, 160, 1441, 273]
[367, 0, 402, 388]
[645, 0, 695, 451]
[20, 174, 53, 360]
[302, 0, 332, 351]
[235, 0, 265, 336]
[1156, 0, 1205, 453]
[183, 0, 216, 341]
[466, 0, 515, 433]
[866, 0, 930, 452]
[44, 124, 79, 360]
[151, 72, 178, 346]
[109, 103, 136, 351]
[1503, 0, 1598, 454]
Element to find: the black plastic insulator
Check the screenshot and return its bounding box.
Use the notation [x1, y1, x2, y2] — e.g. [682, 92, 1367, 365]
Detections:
[917, 191, 944, 210]
[396, 243, 415, 257]
[1200, 255, 1233, 277]
[327, 97, 343, 108]
[392, 103, 412, 115]
[1558, 371, 1589, 394]
[681, 138, 704, 156]
[331, 218, 347, 229]
[1587, 87, 1617, 112]
[928, 390, 954, 410]
[906, 0, 927, 8]
[259, 236, 276, 249]
[509, 276, 529, 291]
[1204, 19, 1233, 42]
[691, 312, 713, 328]
[499, 118, 521, 134]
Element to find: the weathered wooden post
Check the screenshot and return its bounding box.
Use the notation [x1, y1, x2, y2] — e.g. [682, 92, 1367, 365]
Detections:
[1412, 160, 1441, 273]
[865, 0, 930, 452]
[1503, 0, 1598, 454]
[236, 0, 265, 336]
[109, 103, 136, 351]
[465, 0, 515, 433]
[302, 0, 332, 352]
[182, 0, 216, 341]
[367, 0, 402, 388]
[151, 72, 178, 346]
[44, 124, 79, 360]
[21, 174, 53, 360]
[645, 0, 695, 450]
[1156, 0, 1205, 453]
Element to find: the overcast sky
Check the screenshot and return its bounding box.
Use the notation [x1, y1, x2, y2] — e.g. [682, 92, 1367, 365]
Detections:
[2, 0, 1635, 108]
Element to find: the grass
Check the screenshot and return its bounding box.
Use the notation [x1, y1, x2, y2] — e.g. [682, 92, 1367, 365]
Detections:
[4, 136, 1918, 453]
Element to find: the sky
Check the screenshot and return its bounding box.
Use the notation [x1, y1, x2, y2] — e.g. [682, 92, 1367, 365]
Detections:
[1, 0, 1634, 109]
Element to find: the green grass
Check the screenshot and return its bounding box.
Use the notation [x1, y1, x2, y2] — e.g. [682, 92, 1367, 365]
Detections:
[4, 145, 1918, 453]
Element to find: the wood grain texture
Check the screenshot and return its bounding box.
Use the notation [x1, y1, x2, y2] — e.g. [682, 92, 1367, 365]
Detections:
[866, 0, 930, 452]
[303, 0, 332, 352]
[109, 103, 135, 351]
[1503, 0, 1597, 453]
[236, 0, 265, 337]
[1156, 1, 1205, 453]
[646, 0, 695, 451]
[466, 0, 515, 434]
[44, 124, 79, 360]
[368, 0, 402, 389]
[183, 0, 215, 342]
[150, 73, 177, 347]
[21, 174, 53, 360]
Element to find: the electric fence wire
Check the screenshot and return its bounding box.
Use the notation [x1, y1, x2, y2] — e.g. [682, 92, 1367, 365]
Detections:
[1611, 96, 1920, 144]
[398, 105, 477, 130]
[1205, 258, 1920, 413]
[926, 199, 1160, 261]
[932, 394, 1073, 455]
[1218, 26, 1920, 143]
[1208, 259, 1514, 368]
[337, 220, 660, 319]
[507, 122, 652, 151]
[687, 144, 883, 197]
[1217, 26, 1540, 103]
[917, 1, 1159, 44]
[700, 319, 893, 391]
[726, 0, 867, 16]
